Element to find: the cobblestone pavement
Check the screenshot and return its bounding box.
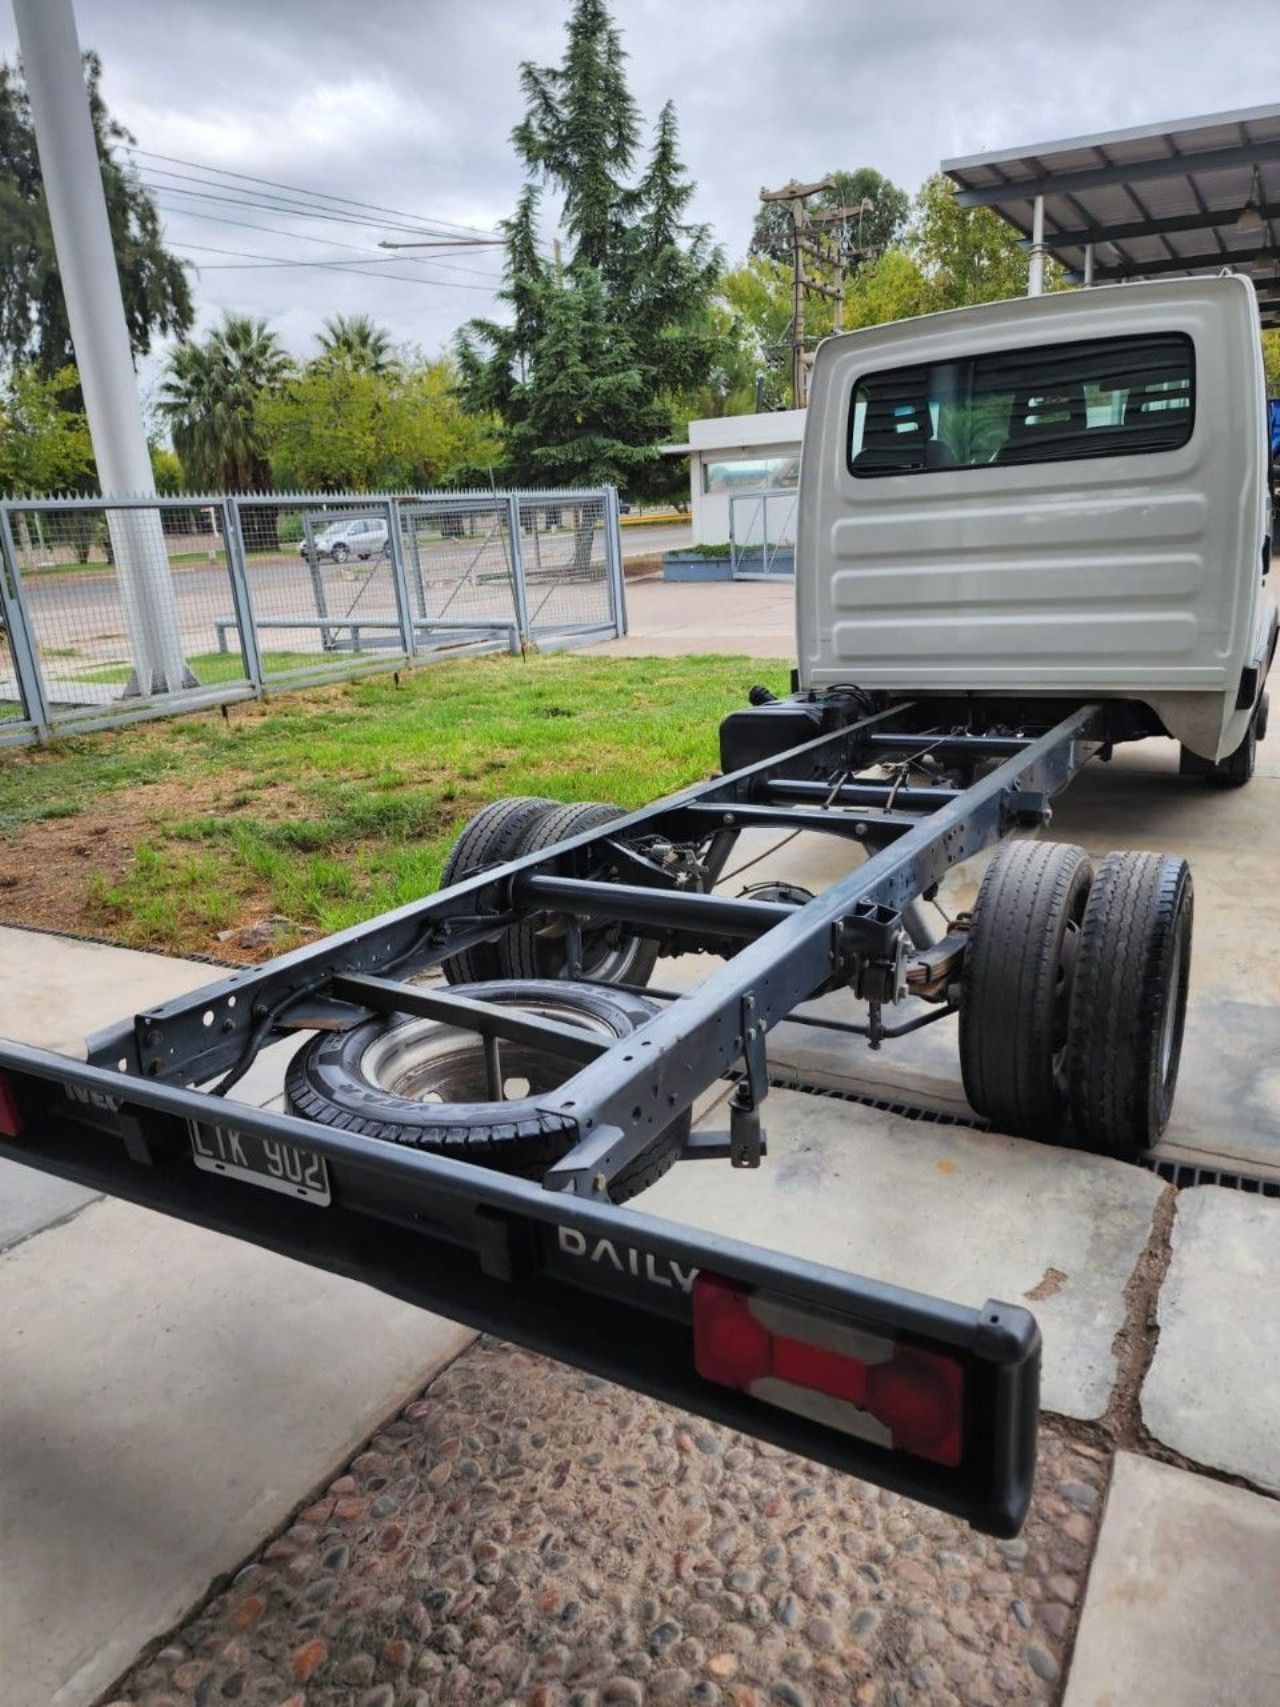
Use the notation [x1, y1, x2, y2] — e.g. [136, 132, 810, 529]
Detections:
[105, 1340, 1106, 1707]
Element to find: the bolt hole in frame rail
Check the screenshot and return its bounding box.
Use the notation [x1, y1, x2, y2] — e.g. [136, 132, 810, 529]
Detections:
[0, 690, 1123, 1534]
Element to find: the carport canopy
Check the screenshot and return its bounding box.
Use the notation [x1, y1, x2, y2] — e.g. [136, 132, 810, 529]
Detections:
[943, 104, 1280, 327]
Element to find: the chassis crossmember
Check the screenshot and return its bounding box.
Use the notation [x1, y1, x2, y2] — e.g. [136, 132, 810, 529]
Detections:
[0, 692, 1123, 1535]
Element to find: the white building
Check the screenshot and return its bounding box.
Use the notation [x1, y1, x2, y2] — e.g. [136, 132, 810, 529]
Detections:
[668, 409, 806, 547]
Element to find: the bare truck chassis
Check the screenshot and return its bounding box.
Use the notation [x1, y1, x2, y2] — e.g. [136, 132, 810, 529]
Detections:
[0, 687, 1161, 1537]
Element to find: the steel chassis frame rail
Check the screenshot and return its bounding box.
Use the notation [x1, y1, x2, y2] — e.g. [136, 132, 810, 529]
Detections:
[85, 695, 1106, 1199]
[0, 694, 1112, 1535]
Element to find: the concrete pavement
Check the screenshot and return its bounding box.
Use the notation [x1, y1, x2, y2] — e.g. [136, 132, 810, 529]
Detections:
[1141, 1186, 1280, 1492]
[0, 928, 473, 1707]
[598, 571, 796, 658]
[1063, 1454, 1280, 1707]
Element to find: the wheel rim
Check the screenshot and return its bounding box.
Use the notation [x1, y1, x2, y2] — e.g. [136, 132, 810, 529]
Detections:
[360, 999, 617, 1105]
[1158, 914, 1186, 1090]
[538, 921, 648, 984]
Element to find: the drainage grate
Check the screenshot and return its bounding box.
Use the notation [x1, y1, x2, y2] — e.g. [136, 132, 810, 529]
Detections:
[1144, 1157, 1280, 1197]
[748, 1073, 1280, 1195]
[727, 1069, 993, 1132]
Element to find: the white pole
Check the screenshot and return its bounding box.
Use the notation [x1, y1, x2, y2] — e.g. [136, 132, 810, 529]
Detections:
[1028, 194, 1046, 297]
[13, 0, 191, 694]
[1083, 242, 1095, 287]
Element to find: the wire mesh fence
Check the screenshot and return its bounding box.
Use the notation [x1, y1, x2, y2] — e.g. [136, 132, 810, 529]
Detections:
[517, 494, 615, 644]
[0, 487, 625, 744]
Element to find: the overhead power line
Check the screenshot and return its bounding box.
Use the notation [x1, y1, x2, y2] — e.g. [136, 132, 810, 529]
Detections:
[151, 198, 507, 282]
[139, 171, 487, 242]
[124, 144, 506, 242]
[172, 239, 501, 292]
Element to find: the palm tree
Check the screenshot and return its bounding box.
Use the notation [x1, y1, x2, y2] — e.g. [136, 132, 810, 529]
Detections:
[316, 313, 398, 375]
[158, 313, 291, 491]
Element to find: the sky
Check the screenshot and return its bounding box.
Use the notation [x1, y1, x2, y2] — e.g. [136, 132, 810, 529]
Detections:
[2, 0, 1276, 391]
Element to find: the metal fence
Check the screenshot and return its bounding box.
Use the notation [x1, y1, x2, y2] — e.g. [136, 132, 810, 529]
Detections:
[0, 487, 626, 745]
[728, 490, 798, 580]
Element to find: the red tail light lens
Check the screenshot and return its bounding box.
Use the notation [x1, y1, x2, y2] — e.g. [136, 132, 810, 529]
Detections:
[693, 1271, 963, 1467]
[0, 1072, 24, 1138]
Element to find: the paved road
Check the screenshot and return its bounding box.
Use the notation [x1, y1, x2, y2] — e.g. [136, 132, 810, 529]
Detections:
[16, 520, 671, 674]
[620, 520, 691, 558]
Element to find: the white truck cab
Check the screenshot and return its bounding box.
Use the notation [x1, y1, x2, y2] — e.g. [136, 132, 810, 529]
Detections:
[798, 275, 1276, 764]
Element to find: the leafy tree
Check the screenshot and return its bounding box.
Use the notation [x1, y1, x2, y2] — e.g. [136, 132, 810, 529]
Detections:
[843, 248, 934, 330]
[1262, 328, 1280, 394]
[316, 313, 398, 375]
[258, 357, 501, 491]
[750, 168, 909, 267]
[691, 257, 796, 415]
[459, 0, 720, 494]
[909, 173, 1044, 308]
[0, 54, 192, 377]
[149, 445, 184, 493]
[157, 313, 290, 492]
[0, 364, 94, 493]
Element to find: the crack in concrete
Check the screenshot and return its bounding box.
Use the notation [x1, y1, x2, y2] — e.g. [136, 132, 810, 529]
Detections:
[1048, 1181, 1277, 1503]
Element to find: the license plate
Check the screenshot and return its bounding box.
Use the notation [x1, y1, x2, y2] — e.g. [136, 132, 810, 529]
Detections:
[188, 1119, 331, 1205]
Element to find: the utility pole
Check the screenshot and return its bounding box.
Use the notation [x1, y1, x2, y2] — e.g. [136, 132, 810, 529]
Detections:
[759, 178, 846, 408]
[14, 0, 191, 694]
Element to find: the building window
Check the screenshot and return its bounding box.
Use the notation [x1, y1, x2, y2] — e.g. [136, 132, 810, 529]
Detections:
[702, 454, 801, 495]
[848, 332, 1195, 477]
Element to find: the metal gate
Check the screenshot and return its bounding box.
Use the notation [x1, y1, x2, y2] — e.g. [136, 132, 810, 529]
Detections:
[729, 490, 797, 579]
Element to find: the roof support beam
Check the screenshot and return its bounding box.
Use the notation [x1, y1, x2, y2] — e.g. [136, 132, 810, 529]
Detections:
[1017, 201, 1280, 251]
[952, 138, 1280, 206]
[1090, 246, 1279, 280]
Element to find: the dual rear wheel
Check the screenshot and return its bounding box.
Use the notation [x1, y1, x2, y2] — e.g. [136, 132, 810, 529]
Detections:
[959, 839, 1193, 1161]
[438, 794, 659, 987]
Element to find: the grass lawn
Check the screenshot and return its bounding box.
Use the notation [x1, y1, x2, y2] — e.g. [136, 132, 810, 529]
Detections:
[0, 652, 786, 958]
[68, 650, 338, 687]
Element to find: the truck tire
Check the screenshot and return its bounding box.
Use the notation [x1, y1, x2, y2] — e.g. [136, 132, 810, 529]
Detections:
[1212, 719, 1257, 787]
[1066, 852, 1193, 1161]
[959, 840, 1093, 1138]
[501, 801, 660, 987]
[1180, 699, 1263, 788]
[285, 979, 686, 1202]
[438, 796, 556, 984]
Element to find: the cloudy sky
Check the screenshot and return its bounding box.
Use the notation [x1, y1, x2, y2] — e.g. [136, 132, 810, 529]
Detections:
[2, 0, 1275, 383]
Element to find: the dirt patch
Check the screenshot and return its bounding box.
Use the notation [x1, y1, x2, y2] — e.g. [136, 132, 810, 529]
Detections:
[0, 770, 307, 961]
[1025, 1267, 1068, 1303]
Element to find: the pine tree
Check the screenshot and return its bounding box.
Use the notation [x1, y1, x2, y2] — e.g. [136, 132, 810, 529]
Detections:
[459, 0, 721, 494]
[507, 266, 667, 489]
[622, 101, 721, 393]
[511, 0, 638, 273]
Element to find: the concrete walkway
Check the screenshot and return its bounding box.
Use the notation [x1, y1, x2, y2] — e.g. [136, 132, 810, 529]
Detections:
[0, 928, 473, 1707]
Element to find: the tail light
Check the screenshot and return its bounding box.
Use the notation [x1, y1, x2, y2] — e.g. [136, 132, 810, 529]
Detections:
[693, 1270, 964, 1467]
[0, 1071, 24, 1138]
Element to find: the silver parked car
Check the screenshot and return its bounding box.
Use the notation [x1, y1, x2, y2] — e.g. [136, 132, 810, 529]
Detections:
[300, 517, 389, 564]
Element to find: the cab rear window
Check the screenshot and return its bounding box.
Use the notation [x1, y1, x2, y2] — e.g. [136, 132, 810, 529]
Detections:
[848, 332, 1195, 476]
